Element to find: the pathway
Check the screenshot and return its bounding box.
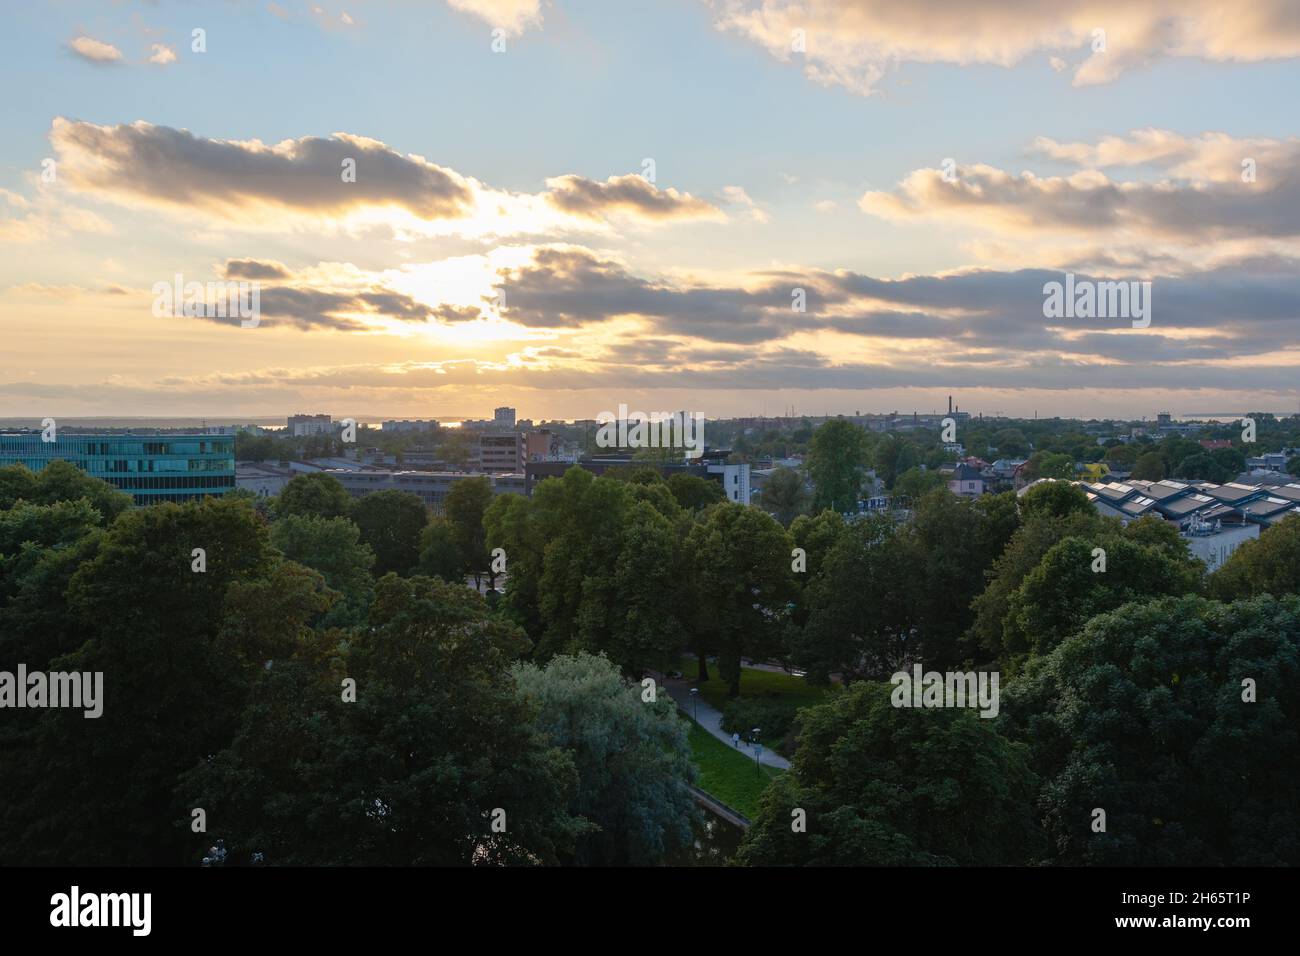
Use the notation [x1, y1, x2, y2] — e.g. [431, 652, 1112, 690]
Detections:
[658, 674, 792, 770]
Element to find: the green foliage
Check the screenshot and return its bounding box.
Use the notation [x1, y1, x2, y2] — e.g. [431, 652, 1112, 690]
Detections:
[181, 575, 582, 865]
[1019, 479, 1093, 521]
[720, 696, 798, 744]
[1004, 536, 1201, 657]
[796, 514, 920, 683]
[443, 476, 493, 582]
[270, 513, 375, 627]
[0, 497, 282, 864]
[1209, 513, 1300, 600]
[666, 472, 725, 511]
[737, 682, 1043, 866]
[0, 498, 106, 666]
[892, 466, 945, 501]
[686, 722, 782, 822]
[760, 466, 809, 525]
[275, 472, 353, 520]
[414, 517, 463, 582]
[1003, 595, 1300, 865]
[350, 489, 428, 577]
[1132, 451, 1166, 480]
[0, 460, 132, 523]
[512, 653, 696, 865]
[809, 419, 868, 510]
[686, 504, 794, 696]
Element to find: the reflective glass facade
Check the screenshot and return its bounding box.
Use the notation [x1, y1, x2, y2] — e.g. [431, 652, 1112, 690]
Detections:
[0, 433, 235, 506]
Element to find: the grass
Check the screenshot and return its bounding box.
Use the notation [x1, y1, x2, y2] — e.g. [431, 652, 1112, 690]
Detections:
[686, 721, 782, 821]
[679, 656, 830, 752]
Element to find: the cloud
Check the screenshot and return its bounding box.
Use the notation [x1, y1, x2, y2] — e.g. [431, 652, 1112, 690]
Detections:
[69, 36, 123, 64]
[0, 188, 113, 244]
[859, 158, 1300, 245]
[544, 173, 724, 223]
[147, 43, 177, 65]
[50, 118, 476, 222]
[223, 259, 291, 280]
[1031, 128, 1300, 183]
[721, 185, 769, 223]
[447, 0, 544, 36]
[705, 0, 1300, 95]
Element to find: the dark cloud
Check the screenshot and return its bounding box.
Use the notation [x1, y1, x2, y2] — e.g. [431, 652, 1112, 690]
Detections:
[51, 119, 475, 219]
[544, 173, 722, 222]
[223, 259, 291, 280]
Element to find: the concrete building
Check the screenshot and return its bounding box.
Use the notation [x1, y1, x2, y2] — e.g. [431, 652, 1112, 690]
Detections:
[324, 469, 525, 514]
[287, 413, 332, 437]
[235, 462, 292, 498]
[381, 419, 441, 434]
[0, 431, 235, 505]
[494, 406, 517, 429]
[478, 432, 524, 472]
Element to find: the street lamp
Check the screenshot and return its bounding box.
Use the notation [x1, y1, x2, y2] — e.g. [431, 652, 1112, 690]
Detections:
[751, 727, 763, 776]
[689, 687, 699, 723]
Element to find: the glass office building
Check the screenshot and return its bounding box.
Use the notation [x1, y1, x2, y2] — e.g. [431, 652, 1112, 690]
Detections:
[0, 432, 235, 506]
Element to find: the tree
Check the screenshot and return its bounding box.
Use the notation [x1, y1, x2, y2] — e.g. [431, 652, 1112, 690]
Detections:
[1003, 595, 1300, 865]
[0, 498, 106, 666]
[1024, 451, 1075, 481]
[575, 500, 686, 676]
[511, 653, 696, 865]
[665, 472, 724, 511]
[1003, 536, 1201, 657]
[760, 466, 809, 525]
[1210, 513, 1300, 600]
[486, 468, 632, 661]
[809, 420, 868, 511]
[892, 466, 945, 501]
[1019, 479, 1093, 522]
[968, 506, 1104, 661]
[270, 513, 376, 627]
[443, 477, 493, 586]
[737, 682, 1043, 865]
[0, 497, 285, 864]
[991, 428, 1031, 458]
[350, 490, 428, 577]
[0, 459, 132, 523]
[796, 514, 923, 683]
[275, 472, 353, 520]
[1132, 451, 1166, 481]
[1104, 443, 1140, 468]
[180, 575, 582, 865]
[415, 518, 463, 582]
[687, 504, 794, 696]
[1174, 452, 1232, 484]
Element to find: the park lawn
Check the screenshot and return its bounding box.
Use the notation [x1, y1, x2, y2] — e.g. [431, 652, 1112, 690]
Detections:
[680, 657, 830, 752]
[687, 721, 782, 822]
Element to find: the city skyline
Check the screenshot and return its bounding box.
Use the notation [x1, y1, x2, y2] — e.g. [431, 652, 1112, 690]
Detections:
[2, 1, 1298, 421]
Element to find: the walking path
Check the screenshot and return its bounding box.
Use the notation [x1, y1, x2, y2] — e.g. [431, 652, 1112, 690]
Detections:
[659, 674, 792, 770]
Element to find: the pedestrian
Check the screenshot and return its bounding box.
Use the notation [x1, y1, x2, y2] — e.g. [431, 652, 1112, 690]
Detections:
[732, 732, 740, 748]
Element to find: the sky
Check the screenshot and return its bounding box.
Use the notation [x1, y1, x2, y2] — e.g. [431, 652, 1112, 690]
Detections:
[1, 0, 1298, 423]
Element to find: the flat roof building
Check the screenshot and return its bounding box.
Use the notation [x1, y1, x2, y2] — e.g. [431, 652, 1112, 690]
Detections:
[0, 432, 235, 506]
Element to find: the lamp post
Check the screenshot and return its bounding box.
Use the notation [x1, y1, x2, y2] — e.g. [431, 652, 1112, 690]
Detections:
[689, 687, 699, 723]
[752, 727, 763, 776]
